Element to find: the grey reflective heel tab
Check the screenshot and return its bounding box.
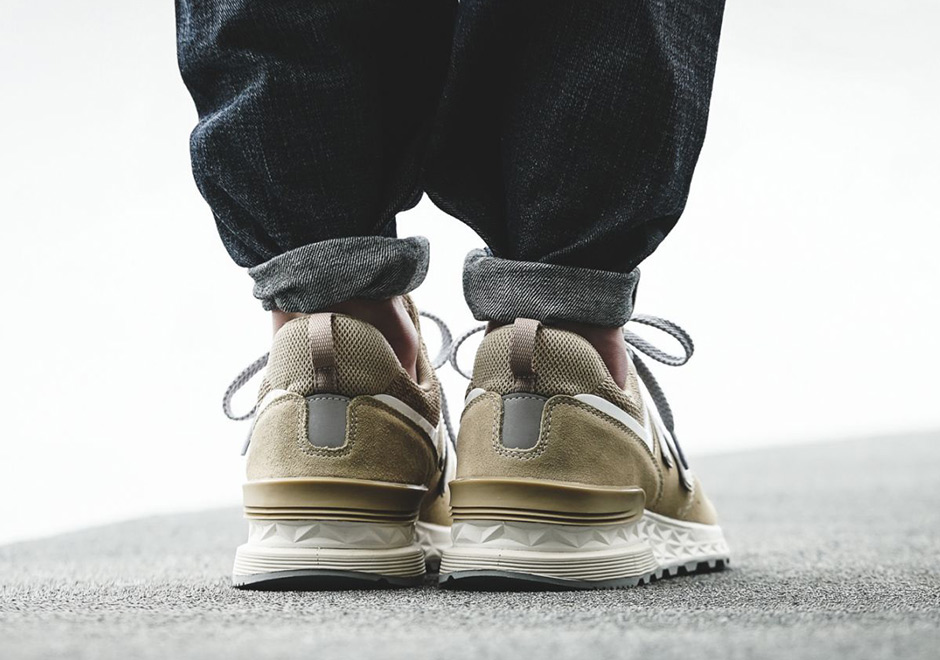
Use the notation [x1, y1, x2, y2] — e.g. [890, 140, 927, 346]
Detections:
[306, 395, 350, 448]
[462, 249, 640, 327]
[500, 394, 548, 449]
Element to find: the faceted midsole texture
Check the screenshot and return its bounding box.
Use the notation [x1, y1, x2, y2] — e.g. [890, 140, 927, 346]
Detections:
[233, 520, 429, 578]
[441, 518, 656, 581]
[636, 510, 730, 568]
[439, 512, 729, 582]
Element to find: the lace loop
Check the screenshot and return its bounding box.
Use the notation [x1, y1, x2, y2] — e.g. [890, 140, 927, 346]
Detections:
[418, 310, 453, 369]
[622, 314, 694, 367]
[222, 353, 269, 421]
[448, 324, 487, 379]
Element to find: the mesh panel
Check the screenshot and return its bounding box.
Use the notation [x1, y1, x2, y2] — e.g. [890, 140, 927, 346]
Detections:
[532, 329, 608, 394]
[470, 326, 515, 393]
[333, 316, 399, 394]
[258, 317, 316, 400]
[470, 325, 643, 418]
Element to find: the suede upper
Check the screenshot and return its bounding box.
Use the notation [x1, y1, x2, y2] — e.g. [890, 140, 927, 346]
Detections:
[456, 323, 718, 525]
[245, 296, 451, 526]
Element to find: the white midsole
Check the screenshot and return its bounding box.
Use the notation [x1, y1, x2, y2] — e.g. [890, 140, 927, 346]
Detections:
[233, 519, 452, 578]
[233, 544, 427, 578]
[439, 511, 730, 581]
[637, 510, 730, 568]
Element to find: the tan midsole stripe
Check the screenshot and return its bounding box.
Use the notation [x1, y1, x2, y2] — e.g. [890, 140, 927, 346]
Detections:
[244, 507, 417, 516]
[450, 508, 639, 525]
[244, 509, 418, 523]
[450, 478, 645, 513]
[449, 478, 645, 525]
[243, 478, 427, 514]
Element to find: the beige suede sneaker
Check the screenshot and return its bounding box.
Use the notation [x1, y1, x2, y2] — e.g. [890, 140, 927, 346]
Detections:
[225, 297, 453, 589]
[439, 316, 730, 589]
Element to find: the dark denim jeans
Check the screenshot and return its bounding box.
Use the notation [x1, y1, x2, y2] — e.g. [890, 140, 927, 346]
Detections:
[176, 0, 725, 326]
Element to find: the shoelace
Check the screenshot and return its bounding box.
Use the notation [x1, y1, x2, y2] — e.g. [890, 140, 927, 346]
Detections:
[221, 311, 459, 448]
[622, 315, 694, 470]
[410, 310, 458, 453]
[447, 314, 694, 469]
[222, 312, 694, 474]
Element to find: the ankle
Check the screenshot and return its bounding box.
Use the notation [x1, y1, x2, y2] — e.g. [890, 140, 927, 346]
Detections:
[271, 297, 419, 381]
[553, 322, 629, 389]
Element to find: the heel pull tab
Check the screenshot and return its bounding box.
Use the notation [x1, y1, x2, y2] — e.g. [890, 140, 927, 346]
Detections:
[509, 318, 540, 392]
[308, 313, 337, 393]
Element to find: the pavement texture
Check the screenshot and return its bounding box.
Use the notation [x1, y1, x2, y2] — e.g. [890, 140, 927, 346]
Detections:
[2, 434, 939, 660]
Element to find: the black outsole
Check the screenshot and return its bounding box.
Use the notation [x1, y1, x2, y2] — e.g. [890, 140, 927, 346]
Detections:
[232, 569, 424, 591]
[439, 557, 730, 591]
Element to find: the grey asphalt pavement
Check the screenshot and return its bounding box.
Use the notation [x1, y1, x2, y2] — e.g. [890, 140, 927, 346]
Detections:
[2, 434, 938, 660]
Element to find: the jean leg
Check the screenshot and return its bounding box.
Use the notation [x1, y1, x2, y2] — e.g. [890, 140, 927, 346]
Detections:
[176, 0, 456, 311]
[424, 0, 725, 325]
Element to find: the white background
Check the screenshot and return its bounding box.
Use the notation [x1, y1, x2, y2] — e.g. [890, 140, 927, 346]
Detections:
[1, 1, 938, 544]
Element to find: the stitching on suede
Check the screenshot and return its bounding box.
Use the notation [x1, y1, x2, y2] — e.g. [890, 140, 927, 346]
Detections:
[298, 397, 437, 481]
[365, 397, 439, 460]
[362, 397, 437, 483]
[251, 395, 301, 454]
[502, 394, 546, 402]
[460, 391, 493, 417]
[497, 394, 548, 453]
[461, 392, 506, 458]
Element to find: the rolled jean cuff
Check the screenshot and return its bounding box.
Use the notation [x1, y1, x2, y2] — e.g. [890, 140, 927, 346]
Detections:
[249, 236, 429, 312]
[462, 249, 640, 327]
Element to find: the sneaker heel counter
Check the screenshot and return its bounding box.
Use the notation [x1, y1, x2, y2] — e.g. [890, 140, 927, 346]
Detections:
[458, 321, 655, 488]
[245, 394, 437, 486]
[455, 391, 660, 493]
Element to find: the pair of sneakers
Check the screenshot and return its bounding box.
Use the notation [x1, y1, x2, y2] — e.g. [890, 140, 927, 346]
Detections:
[225, 296, 729, 589]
